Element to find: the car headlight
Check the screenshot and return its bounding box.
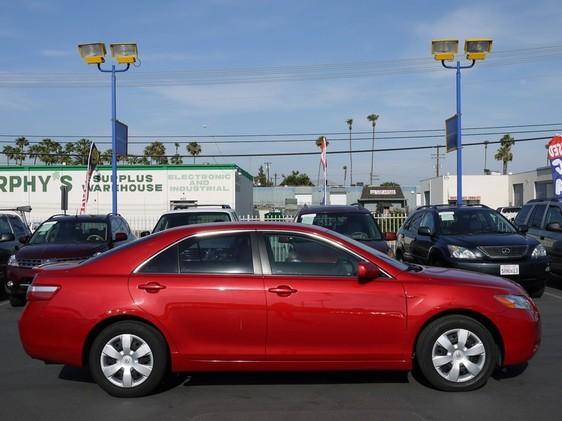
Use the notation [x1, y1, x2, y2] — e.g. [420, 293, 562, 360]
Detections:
[448, 245, 483, 259]
[495, 294, 533, 310]
[531, 244, 547, 258]
[7, 254, 18, 267]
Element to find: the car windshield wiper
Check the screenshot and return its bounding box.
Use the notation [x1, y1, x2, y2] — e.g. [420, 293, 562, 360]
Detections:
[405, 263, 423, 272]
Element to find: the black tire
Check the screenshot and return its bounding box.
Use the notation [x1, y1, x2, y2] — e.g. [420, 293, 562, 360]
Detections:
[9, 294, 26, 307]
[428, 254, 448, 268]
[415, 315, 497, 392]
[89, 321, 168, 397]
[529, 285, 545, 298]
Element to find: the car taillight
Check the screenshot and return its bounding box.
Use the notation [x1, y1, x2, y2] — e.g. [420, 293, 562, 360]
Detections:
[27, 285, 60, 301]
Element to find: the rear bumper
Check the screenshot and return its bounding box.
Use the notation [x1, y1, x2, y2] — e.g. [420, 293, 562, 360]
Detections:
[449, 259, 548, 292]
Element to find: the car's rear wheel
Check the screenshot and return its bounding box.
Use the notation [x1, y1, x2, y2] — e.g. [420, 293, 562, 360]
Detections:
[9, 294, 25, 307]
[529, 285, 545, 298]
[415, 315, 497, 391]
[89, 321, 168, 397]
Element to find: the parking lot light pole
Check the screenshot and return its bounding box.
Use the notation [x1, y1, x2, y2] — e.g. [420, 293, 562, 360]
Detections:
[78, 43, 138, 214]
[431, 39, 492, 206]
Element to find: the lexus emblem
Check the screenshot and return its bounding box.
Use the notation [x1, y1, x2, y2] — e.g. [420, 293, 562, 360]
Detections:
[501, 248, 511, 255]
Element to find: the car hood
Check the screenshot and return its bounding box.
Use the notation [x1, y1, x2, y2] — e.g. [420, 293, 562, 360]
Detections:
[443, 233, 534, 248]
[418, 265, 525, 293]
[15, 243, 109, 260]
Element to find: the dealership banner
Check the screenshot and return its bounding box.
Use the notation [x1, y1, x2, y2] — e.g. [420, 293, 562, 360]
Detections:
[547, 134, 562, 198]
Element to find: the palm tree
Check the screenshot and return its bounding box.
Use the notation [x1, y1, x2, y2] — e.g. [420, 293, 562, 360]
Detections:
[170, 142, 183, 165]
[187, 142, 202, 164]
[346, 118, 353, 185]
[28, 144, 42, 165]
[144, 141, 168, 165]
[60, 142, 75, 165]
[2, 145, 17, 165]
[367, 114, 379, 185]
[14, 137, 29, 165]
[73, 138, 92, 165]
[494, 134, 515, 175]
[38, 138, 62, 165]
[343, 165, 347, 186]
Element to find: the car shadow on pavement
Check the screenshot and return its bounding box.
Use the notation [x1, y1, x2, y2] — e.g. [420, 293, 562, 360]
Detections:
[182, 370, 409, 387]
[492, 363, 528, 380]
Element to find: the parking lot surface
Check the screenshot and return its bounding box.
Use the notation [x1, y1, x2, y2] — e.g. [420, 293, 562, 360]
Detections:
[1, 285, 561, 421]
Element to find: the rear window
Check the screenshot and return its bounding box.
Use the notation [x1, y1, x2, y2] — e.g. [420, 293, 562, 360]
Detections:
[154, 212, 231, 232]
[514, 204, 532, 225]
[502, 207, 521, 213]
[298, 212, 382, 241]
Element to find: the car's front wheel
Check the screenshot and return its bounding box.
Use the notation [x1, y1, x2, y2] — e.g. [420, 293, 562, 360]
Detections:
[89, 321, 168, 397]
[415, 315, 497, 391]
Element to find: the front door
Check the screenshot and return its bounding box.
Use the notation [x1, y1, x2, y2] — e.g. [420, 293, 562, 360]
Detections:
[129, 232, 266, 362]
[260, 232, 407, 363]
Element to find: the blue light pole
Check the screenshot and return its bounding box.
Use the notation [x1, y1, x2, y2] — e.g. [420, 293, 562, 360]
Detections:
[96, 63, 130, 214]
[441, 59, 475, 207]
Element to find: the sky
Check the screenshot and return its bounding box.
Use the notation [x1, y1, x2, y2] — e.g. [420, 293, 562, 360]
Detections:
[1, 0, 562, 186]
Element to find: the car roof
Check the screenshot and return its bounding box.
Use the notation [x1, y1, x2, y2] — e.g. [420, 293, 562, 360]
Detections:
[160, 208, 237, 216]
[297, 205, 370, 215]
[45, 214, 112, 222]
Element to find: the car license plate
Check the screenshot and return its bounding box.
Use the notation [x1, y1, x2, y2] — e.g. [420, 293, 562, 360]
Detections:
[500, 264, 519, 276]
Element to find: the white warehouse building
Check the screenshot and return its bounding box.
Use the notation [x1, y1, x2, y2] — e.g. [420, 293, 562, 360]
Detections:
[0, 164, 254, 225]
[419, 167, 553, 208]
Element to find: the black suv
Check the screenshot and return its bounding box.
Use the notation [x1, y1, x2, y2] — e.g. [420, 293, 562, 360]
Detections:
[0, 209, 32, 298]
[514, 198, 562, 278]
[294, 205, 396, 255]
[5, 213, 135, 306]
[395, 204, 548, 297]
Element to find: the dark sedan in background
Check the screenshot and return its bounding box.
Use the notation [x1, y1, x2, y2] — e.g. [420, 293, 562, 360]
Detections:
[395, 205, 549, 297]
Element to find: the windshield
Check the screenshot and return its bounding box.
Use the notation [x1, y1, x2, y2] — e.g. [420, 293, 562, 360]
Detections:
[153, 212, 231, 232]
[324, 228, 409, 271]
[298, 212, 383, 241]
[29, 221, 109, 244]
[437, 209, 516, 235]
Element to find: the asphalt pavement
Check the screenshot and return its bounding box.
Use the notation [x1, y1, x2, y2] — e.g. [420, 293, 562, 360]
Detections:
[1, 284, 561, 421]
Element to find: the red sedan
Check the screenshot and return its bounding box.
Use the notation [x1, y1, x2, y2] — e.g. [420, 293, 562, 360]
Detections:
[19, 222, 540, 397]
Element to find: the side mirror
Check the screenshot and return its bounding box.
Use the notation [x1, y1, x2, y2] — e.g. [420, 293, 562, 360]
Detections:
[384, 232, 397, 241]
[0, 233, 15, 242]
[418, 226, 433, 236]
[139, 231, 151, 238]
[517, 224, 529, 234]
[18, 235, 30, 244]
[114, 232, 128, 242]
[357, 261, 381, 283]
[546, 222, 562, 232]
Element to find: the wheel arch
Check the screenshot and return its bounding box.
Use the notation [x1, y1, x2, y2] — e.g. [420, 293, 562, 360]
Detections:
[412, 309, 505, 365]
[82, 315, 172, 367]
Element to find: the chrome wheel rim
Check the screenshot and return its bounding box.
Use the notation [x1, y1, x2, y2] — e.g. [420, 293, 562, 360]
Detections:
[100, 334, 153, 388]
[431, 328, 486, 383]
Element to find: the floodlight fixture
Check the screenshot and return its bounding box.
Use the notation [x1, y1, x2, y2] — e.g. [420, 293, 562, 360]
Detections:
[465, 38, 493, 60]
[110, 43, 138, 64]
[78, 43, 107, 64]
[431, 39, 459, 61]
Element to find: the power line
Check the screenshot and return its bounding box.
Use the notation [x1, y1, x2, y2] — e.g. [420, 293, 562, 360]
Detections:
[0, 122, 560, 141]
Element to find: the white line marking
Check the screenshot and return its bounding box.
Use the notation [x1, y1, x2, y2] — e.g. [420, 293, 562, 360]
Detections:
[0, 300, 10, 306]
[545, 292, 562, 300]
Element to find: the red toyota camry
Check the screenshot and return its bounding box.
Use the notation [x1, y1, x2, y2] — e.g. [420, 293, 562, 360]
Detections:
[19, 222, 540, 397]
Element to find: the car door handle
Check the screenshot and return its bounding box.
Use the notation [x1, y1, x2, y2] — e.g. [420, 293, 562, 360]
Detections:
[138, 282, 166, 293]
[268, 285, 297, 296]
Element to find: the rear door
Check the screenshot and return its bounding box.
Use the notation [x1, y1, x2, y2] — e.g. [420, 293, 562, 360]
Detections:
[129, 231, 266, 362]
[411, 211, 435, 263]
[401, 212, 423, 262]
[260, 232, 407, 363]
[540, 205, 562, 252]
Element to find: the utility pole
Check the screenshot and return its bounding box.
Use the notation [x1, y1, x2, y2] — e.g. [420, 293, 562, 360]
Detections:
[264, 161, 272, 186]
[483, 141, 489, 172]
[430, 146, 444, 177]
[274, 173, 278, 186]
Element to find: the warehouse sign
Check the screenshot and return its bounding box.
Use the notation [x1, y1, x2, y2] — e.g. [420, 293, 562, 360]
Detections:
[0, 174, 73, 193]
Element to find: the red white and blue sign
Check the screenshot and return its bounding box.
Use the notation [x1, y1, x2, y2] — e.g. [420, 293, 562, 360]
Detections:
[547, 134, 562, 198]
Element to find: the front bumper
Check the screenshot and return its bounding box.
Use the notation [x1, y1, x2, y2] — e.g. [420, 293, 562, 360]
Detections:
[448, 258, 548, 292]
[5, 265, 37, 298]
